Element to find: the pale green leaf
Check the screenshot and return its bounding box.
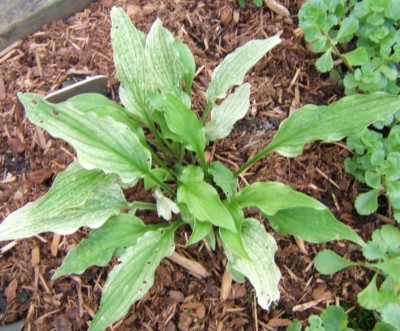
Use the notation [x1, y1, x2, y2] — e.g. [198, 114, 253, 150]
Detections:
[205, 83, 250, 141]
[206, 36, 281, 104]
[234, 182, 324, 216]
[149, 93, 205, 155]
[178, 165, 204, 184]
[186, 220, 213, 246]
[88, 226, 175, 331]
[321, 306, 351, 331]
[220, 227, 249, 260]
[209, 161, 237, 199]
[177, 181, 236, 232]
[224, 218, 281, 309]
[0, 163, 127, 241]
[265, 93, 400, 158]
[355, 189, 379, 215]
[286, 321, 302, 331]
[314, 250, 358, 274]
[269, 208, 365, 246]
[146, 20, 189, 106]
[111, 7, 149, 119]
[53, 214, 161, 278]
[372, 322, 397, 331]
[365, 171, 382, 189]
[18, 93, 151, 184]
[343, 48, 369, 66]
[316, 49, 334, 73]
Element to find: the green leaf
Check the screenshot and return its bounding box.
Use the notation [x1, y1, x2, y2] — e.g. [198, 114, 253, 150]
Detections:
[220, 201, 249, 259]
[286, 321, 302, 331]
[363, 225, 400, 260]
[177, 181, 236, 232]
[316, 49, 334, 73]
[373, 256, 400, 282]
[205, 83, 250, 141]
[269, 208, 365, 246]
[336, 16, 358, 41]
[373, 322, 397, 331]
[173, 40, 196, 94]
[206, 36, 281, 104]
[265, 93, 400, 158]
[342, 48, 369, 66]
[355, 189, 379, 215]
[186, 220, 213, 246]
[321, 305, 350, 331]
[149, 93, 205, 155]
[53, 214, 161, 278]
[88, 226, 175, 331]
[224, 218, 281, 309]
[111, 7, 149, 120]
[178, 165, 204, 184]
[365, 171, 382, 189]
[146, 20, 189, 106]
[18, 93, 151, 184]
[209, 161, 237, 199]
[358, 275, 382, 310]
[314, 250, 359, 274]
[387, 181, 400, 209]
[381, 303, 400, 329]
[0, 163, 127, 241]
[234, 182, 325, 216]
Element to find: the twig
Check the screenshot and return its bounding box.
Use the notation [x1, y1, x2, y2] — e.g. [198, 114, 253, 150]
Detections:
[168, 252, 211, 278]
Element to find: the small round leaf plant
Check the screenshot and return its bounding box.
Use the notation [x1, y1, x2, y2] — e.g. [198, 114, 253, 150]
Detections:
[1, 7, 400, 330]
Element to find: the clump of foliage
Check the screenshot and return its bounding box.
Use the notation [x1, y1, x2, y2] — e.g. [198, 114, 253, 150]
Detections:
[345, 120, 400, 220]
[1, 7, 400, 330]
[287, 305, 354, 331]
[315, 225, 400, 330]
[299, 0, 400, 95]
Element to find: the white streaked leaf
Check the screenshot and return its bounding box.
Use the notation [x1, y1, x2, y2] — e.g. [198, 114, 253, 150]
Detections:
[206, 83, 251, 141]
[225, 218, 281, 309]
[146, 19, 190, 106]
[0, 163, 127, 241]
[88, 226, 175, 331]
[206, 36, 281, 104]
[18, 93, 151, 184]
[53, 214, 163, 278]
[111, 7, 149, 119]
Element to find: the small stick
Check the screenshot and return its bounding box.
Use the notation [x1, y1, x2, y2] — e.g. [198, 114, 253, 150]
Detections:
[168, 252, 211, 278]
[0, 240, 18, 254]
[315, 167, 340, 190]
[293, 293, 333, 312]
[51, 234, 61, 257]
[220, 271, 233, 301]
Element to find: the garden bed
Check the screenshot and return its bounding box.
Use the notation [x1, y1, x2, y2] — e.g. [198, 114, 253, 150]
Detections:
[0, 0, 382, 330]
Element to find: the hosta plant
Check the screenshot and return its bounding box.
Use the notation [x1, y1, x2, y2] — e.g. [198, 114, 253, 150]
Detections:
[299, 0, 400, 95]
[315, 225, 400, 330]
[345, 121, 400, 221]
[1, 7, 400, 330]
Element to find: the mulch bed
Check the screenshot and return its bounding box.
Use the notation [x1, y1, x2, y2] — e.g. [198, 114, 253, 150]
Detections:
[0, 0, 382, 330]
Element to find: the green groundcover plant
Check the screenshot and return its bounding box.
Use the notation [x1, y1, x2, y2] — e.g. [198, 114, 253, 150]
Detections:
[287, 305, 354, 331]
[299, 0, 400, 95]
[315, 225, 400, 330]
[1, 7, 400, 330]
[345, 121, 400, 221]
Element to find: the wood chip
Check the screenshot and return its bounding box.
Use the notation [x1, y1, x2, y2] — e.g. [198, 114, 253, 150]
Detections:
[51, 234, 61, 257]
[264, 0, 290, 17]
[168, 252, 211, 278]
[0, 75, 6, 100]
[220, 270, 232, 301]
[292, 293, 333, 312]
[31, 246, 41, 267]
[5, 279, 18, 303]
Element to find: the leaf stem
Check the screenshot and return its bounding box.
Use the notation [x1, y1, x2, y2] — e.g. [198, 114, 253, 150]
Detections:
[201, 102, 212, 125]
[321, 31, 354, 73]
[128, 201, 157, 211]
[147, 171, 175, 196]
[234, 144, 275, 176]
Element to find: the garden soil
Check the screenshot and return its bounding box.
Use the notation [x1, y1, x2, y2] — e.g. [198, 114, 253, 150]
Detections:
[0, 0, 388, 330]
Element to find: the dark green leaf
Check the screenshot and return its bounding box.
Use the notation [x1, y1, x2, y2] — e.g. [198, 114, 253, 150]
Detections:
[343, 48, 369, 66]
[186, 220, 213, 246]
[316, 49, 334, 72]
[209, 161, 237, 199]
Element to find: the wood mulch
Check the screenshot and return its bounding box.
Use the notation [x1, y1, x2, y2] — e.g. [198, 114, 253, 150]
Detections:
[0, 0, 381, 330]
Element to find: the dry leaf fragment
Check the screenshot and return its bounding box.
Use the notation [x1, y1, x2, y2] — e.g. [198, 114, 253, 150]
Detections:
[264, 0, 290, 17]
[5, 279, 18, 303]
